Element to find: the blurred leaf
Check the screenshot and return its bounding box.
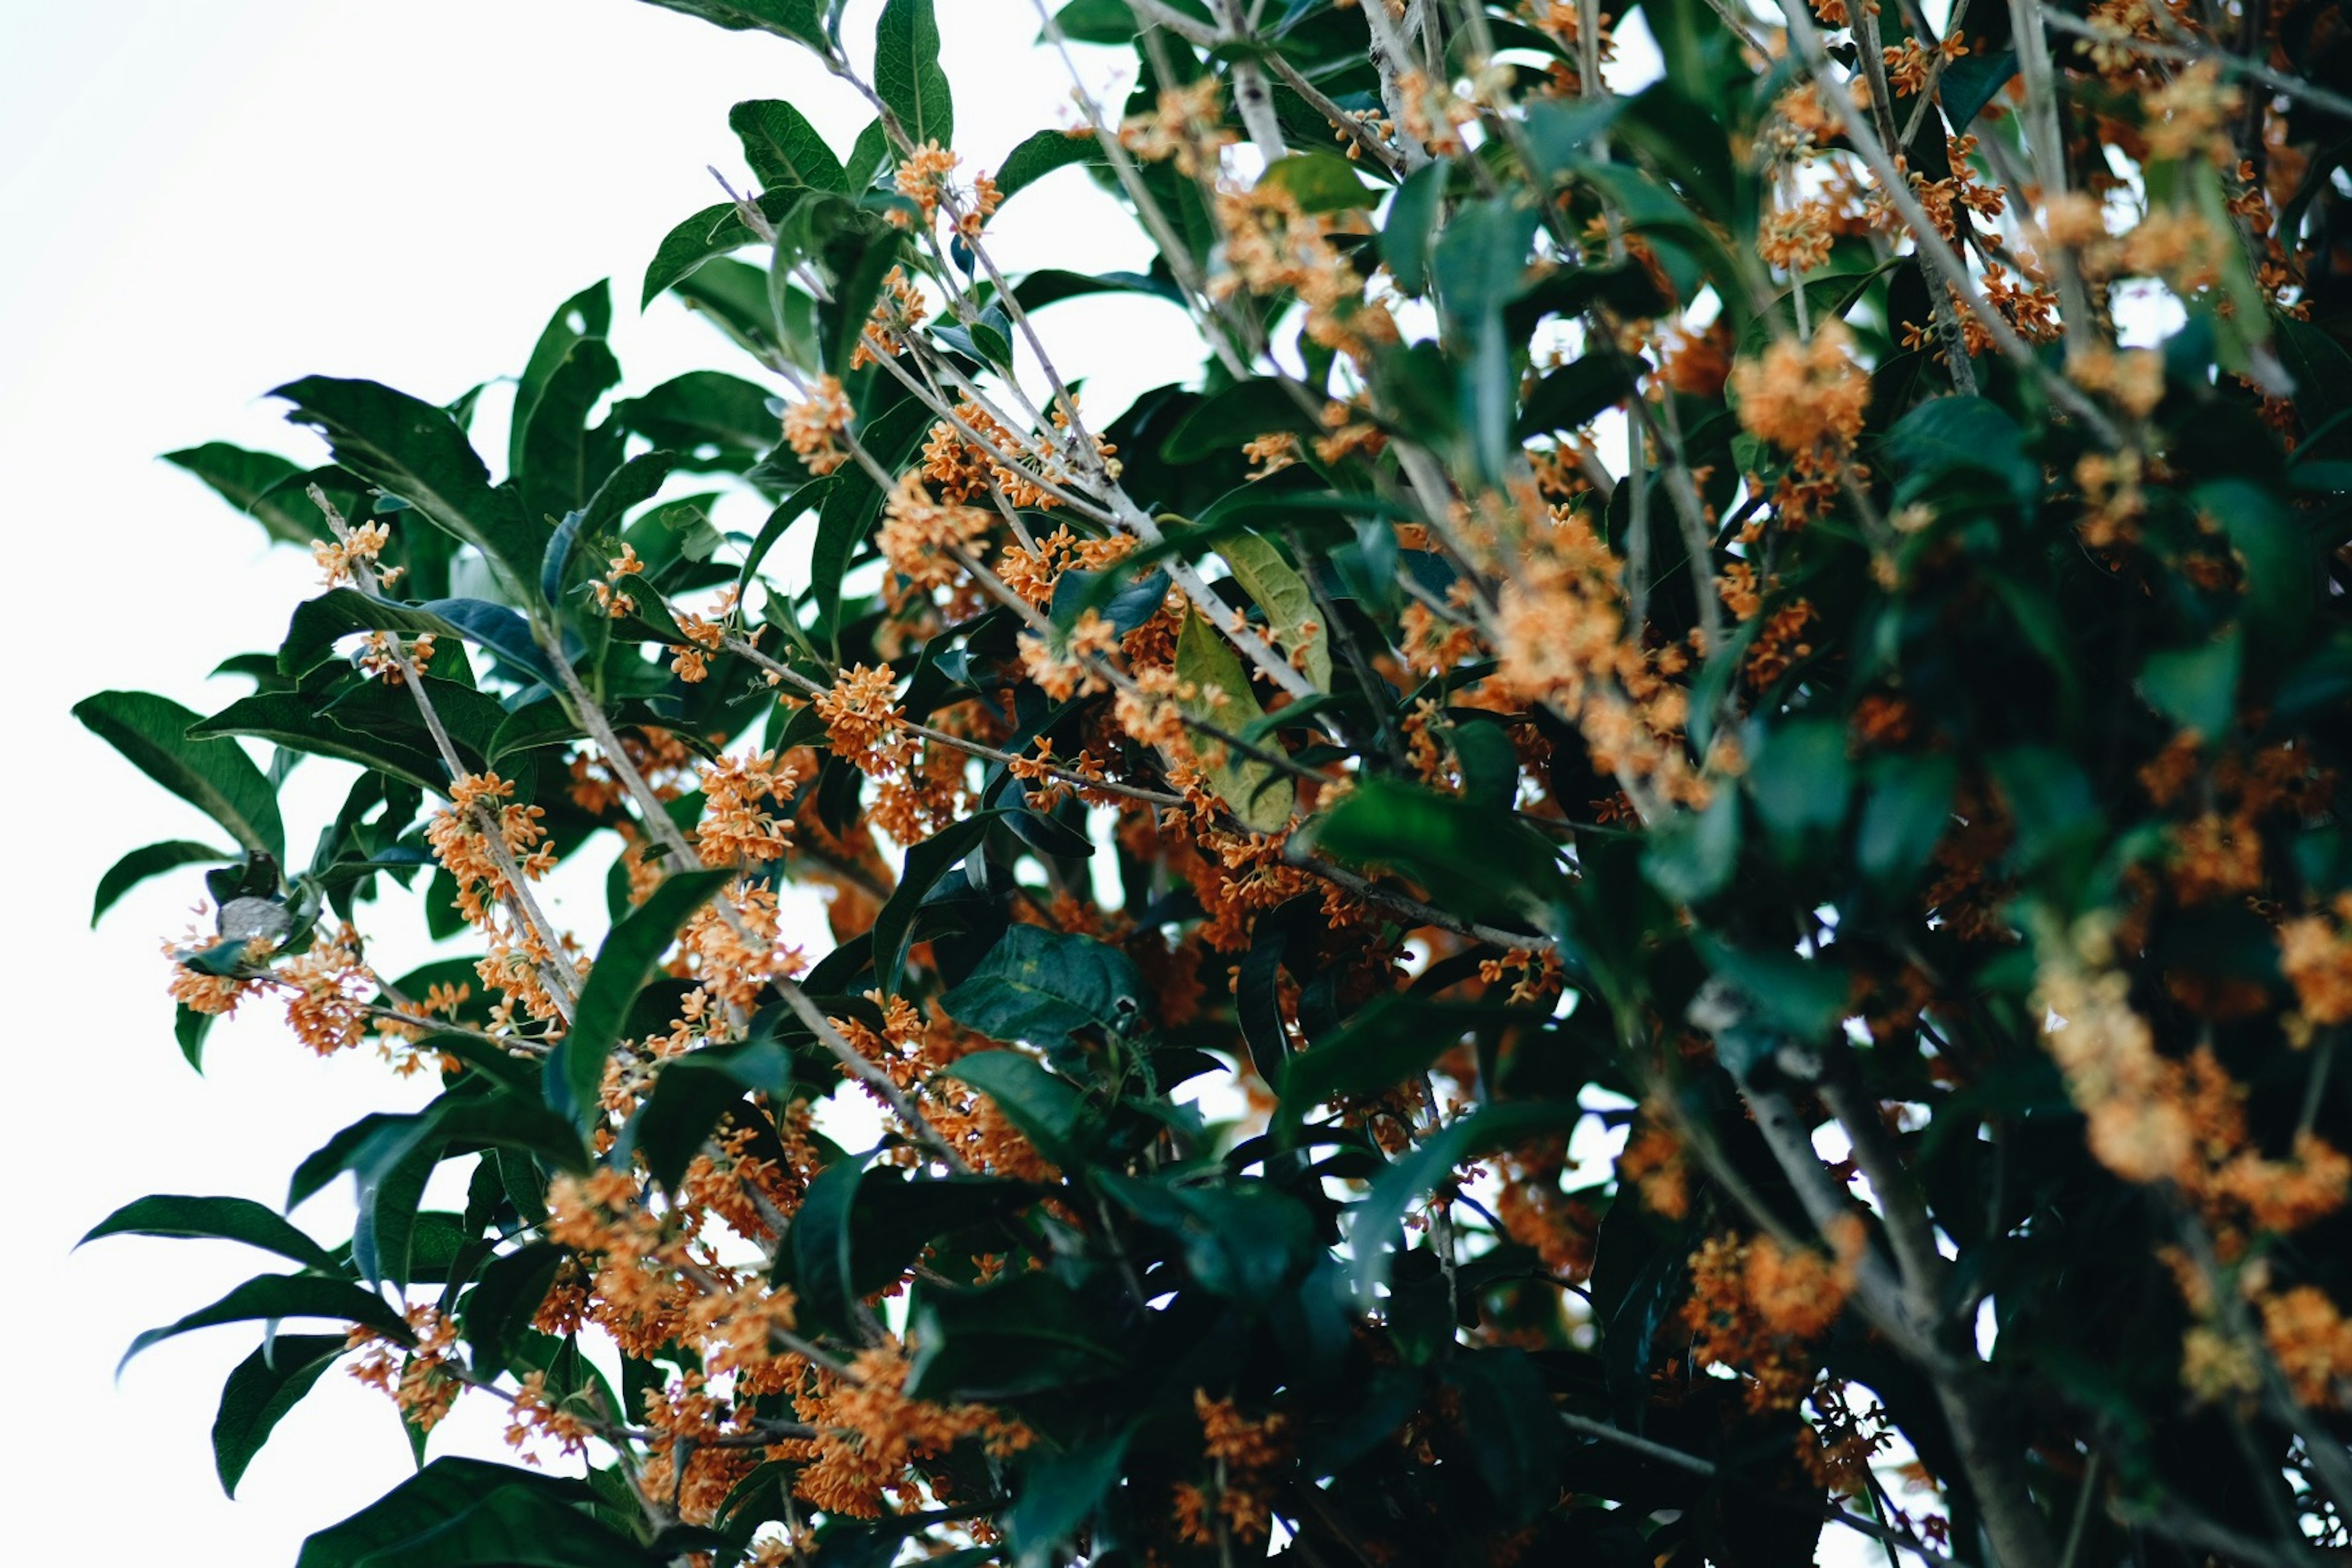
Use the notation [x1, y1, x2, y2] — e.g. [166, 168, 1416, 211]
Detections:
[1261, 151, 1379, 212]
[2139, 626, 2242, 739]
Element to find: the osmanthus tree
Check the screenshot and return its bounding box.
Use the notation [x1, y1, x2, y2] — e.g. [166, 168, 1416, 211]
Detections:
[70, 0, 2352, 1561]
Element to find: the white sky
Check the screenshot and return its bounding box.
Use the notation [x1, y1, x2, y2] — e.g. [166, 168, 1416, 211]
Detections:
[4, 4, 1891, 1563]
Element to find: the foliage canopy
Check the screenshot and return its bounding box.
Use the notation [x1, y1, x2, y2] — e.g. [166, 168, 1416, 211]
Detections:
[78, 0, 2352, 1564]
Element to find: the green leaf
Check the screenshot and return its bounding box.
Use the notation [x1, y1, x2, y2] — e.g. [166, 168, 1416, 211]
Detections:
[517, 337, 625, 526]
[1517, 354, 1637, 438]
[273, 377, 542, 603]
[1444, 1348, 1569, 1520]
[74, 690, 286, 861]
[791, 1157, 867, 1335]
[632, 0, 826, 48]
[730, 98, 846, 192]
[1006, 1427, 1134, 1566]
[995, 127, 1103, 202]
[213, 1334, 347, 1497]
[82, 1194, 342, 1274]
[1382, 157, 1448, 296]
[513, 282, 612, 479]
[1641, 787, 1741, 903]
[810, 396, 930, 643]
[122, 1274, 415, 1374]
[1881, 395, 2038, 514]
[2139, 627, 2244, 738]
[1163, 377, 1322, 462]
[1352, 1102, 1576, 1297]
[614, 371, 780, 470]
[295, 1458, 616, 1568]
[940, 1049, 1086, 1167]
[92, 839, 234, 925]
[643, 201, 759, 307]
[625, 1039, 799, 1192]
[1937, 47, 2015, 129]
[906, 1270, 1121, 1401]
[462, 1243, 567, 1382]
[191, 693, 448, 796]
[874, 0, 953, 151]
[176, 1004, 215, 1072]
[1175, 608, 1296, 832]
[1858, 753, 1958, 891]
[1218, 530, 1332, 692]
[872, 812, 1002, 993]
[547, 869, 735, 1128]
[1097, 1172, 1316, 1304]
[164, 443, 318, 548]
[1746, 718, 1852, 856]
[941, 925, 1147, 1048]
[1260, 151, 1379, 212]
[1309, 778, 1561, 928]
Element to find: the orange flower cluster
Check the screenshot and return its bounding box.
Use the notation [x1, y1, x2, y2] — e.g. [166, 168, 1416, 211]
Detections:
[782, 374, 853, 476]
[780, 1344, 1030, 1520]
[1175, 1390, 1290, 1546]
[697, 748, 801, 867]
[1680, 1217, 1864, 1410]
[1730, 322, 1870, 524]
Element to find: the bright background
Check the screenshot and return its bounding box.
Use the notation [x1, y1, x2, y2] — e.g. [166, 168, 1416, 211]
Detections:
[3, 3, 1877, 1563]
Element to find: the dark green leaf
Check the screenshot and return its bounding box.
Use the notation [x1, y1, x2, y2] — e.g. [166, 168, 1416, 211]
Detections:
[1858, 753, 1958, 891]
[731, 97, 846, 192]
[192, 693, 448, 796]
[906, 1270, 1121, 1400]
[92, 839, 234, 925]
[874, 0, 953, 151]
[295, 1458, 612, 1568]
[1309, 778, 1561, 928]
[518, 337, 625, 526]
[1006, 1427, 1134, 1561]
[164, 443, 317, 547]
[213, 1334, 346, 1496]
[941, 925, 1147, 1048]
[633, 0, 826, 48]
[74, 690, 286, 861]
[872, 812, 1001, 993]
[463, 1243, 567, 1382]
[547, 869, 735, 1128]
[122, 1274, 415, 1373]
[83, 1194, 341, 1273]
[273, 377, 542, 603]
[994, 126, 1103, 202]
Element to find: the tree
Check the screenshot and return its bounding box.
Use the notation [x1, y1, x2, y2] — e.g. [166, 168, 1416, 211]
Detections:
[75, 0, 2352, 1562]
